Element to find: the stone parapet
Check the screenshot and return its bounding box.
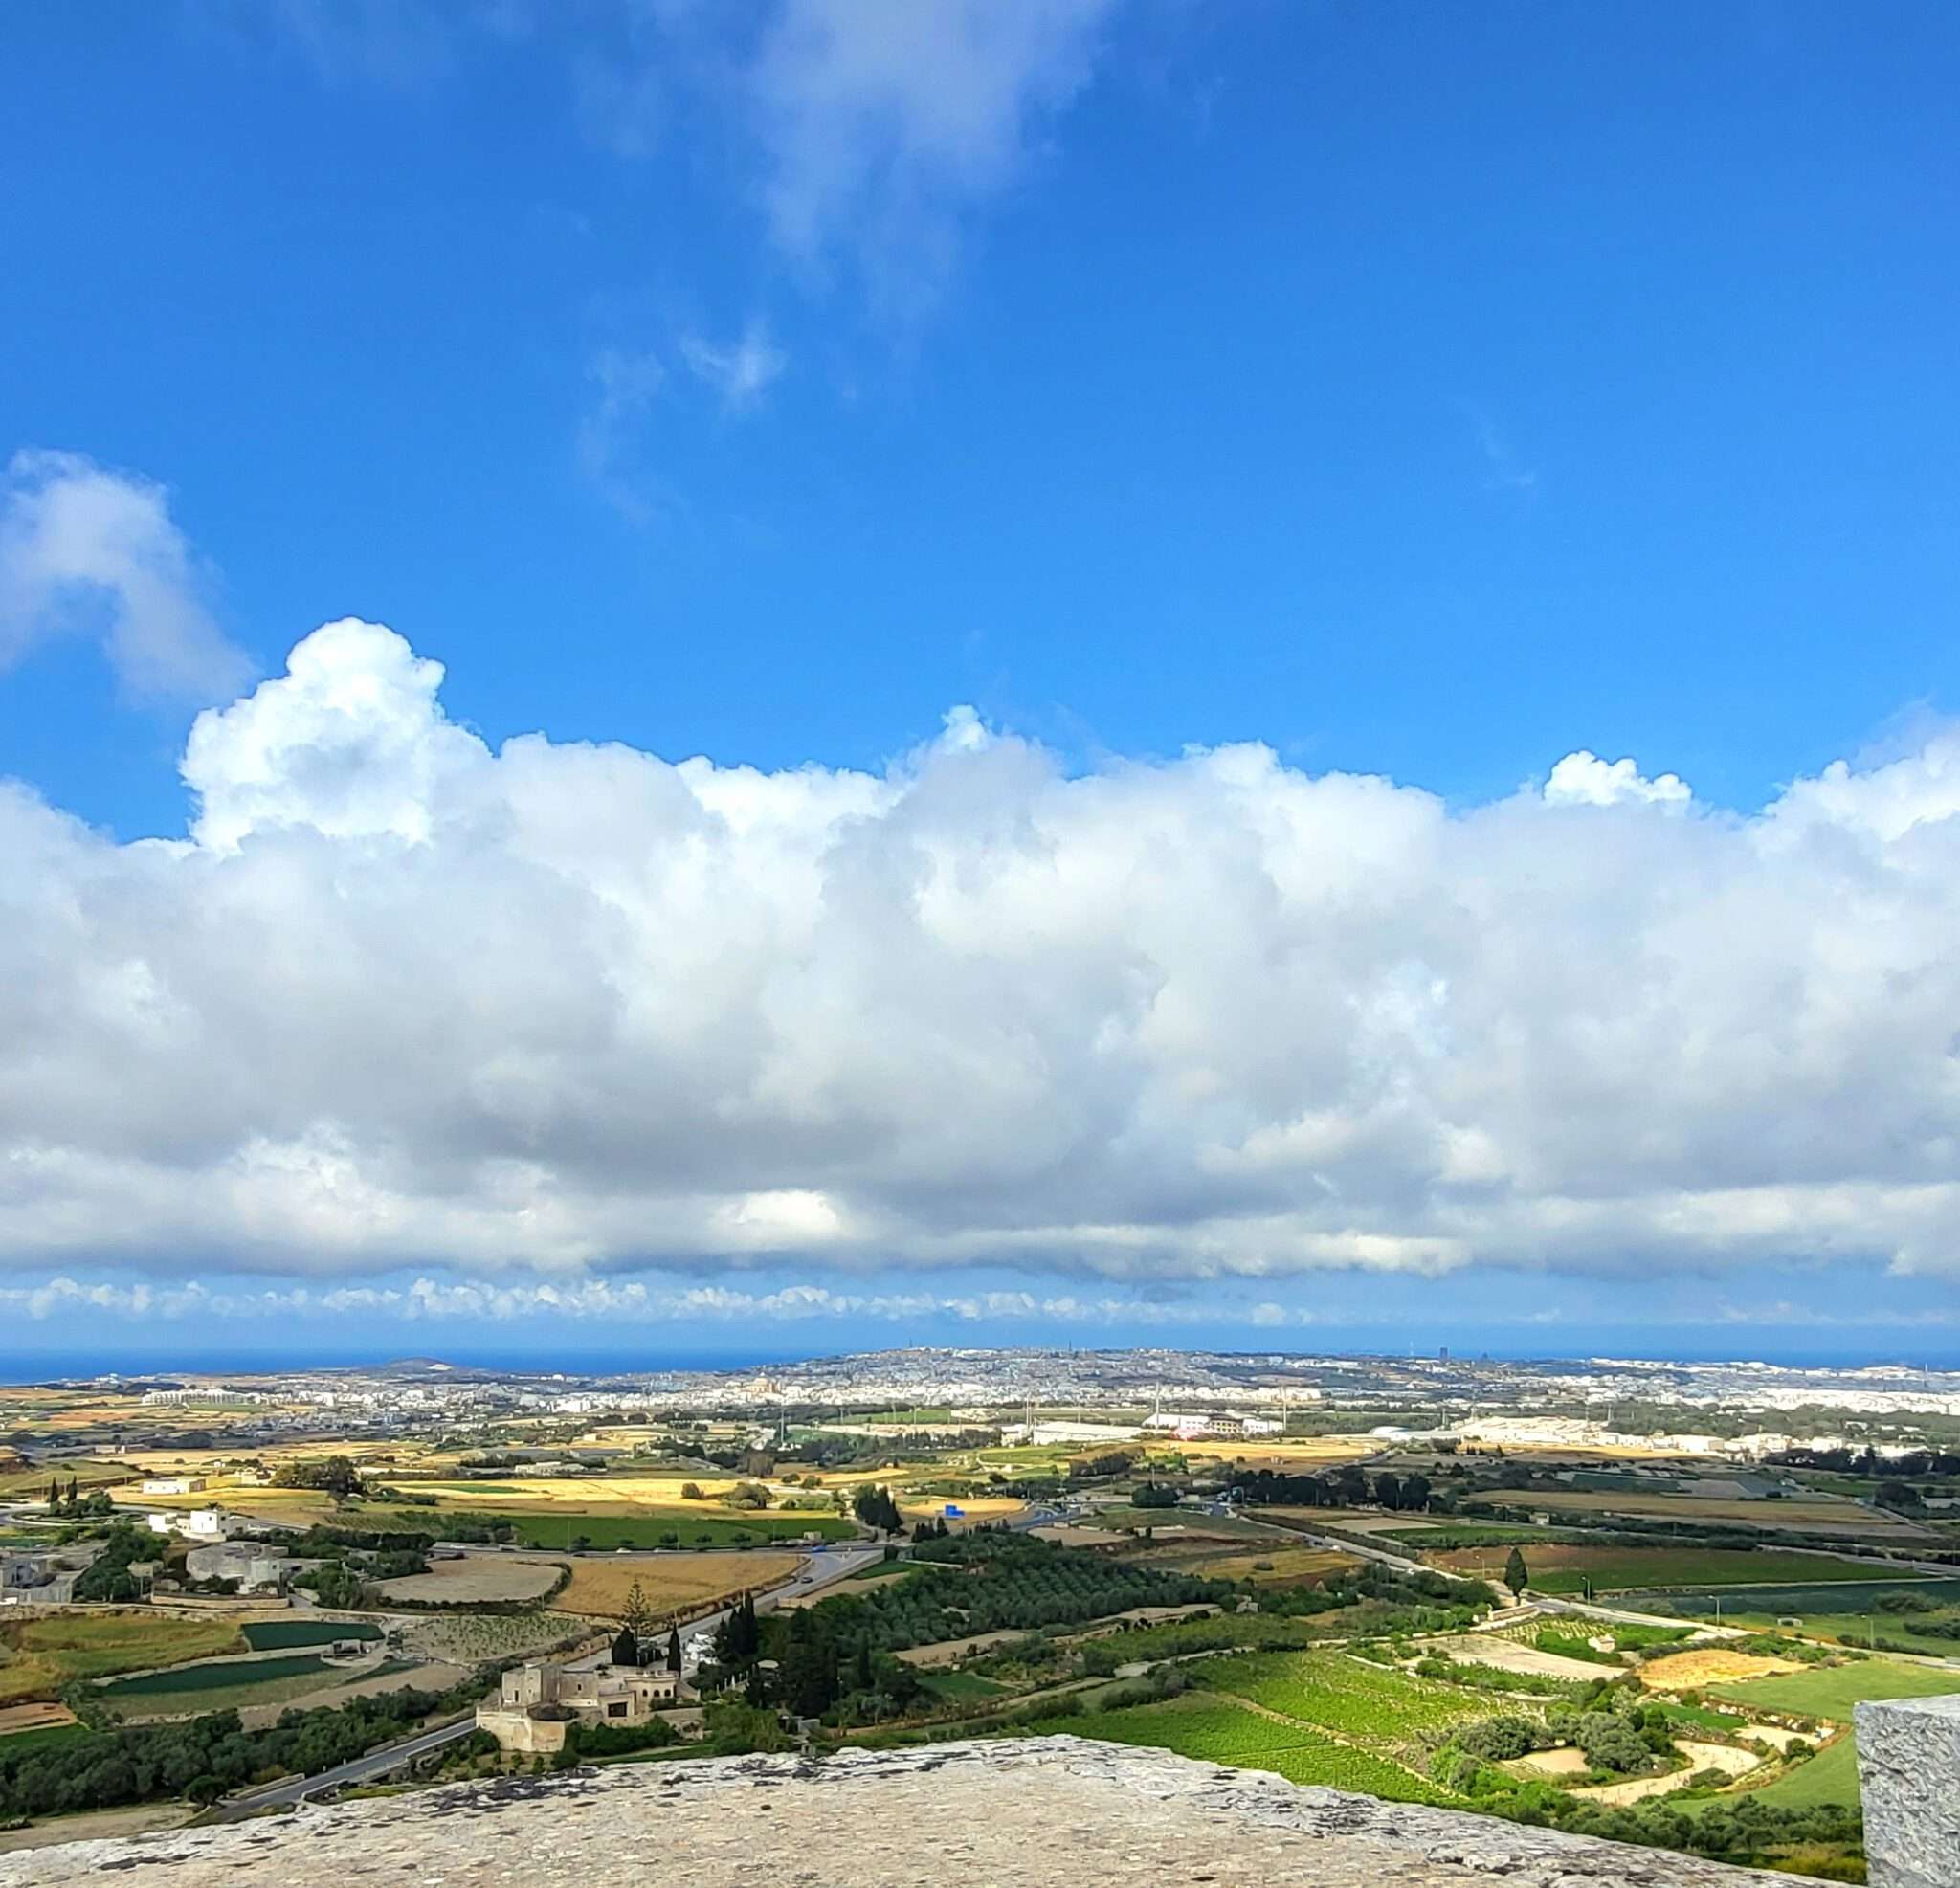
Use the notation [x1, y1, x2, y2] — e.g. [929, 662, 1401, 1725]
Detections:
[0, 1738, 1782, 1886]
[1858, 1693, 1960, 1888]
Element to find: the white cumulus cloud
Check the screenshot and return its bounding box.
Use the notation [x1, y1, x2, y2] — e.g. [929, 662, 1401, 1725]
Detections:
[7, 616, 1960, 1288]
[0, 451, 251, 700]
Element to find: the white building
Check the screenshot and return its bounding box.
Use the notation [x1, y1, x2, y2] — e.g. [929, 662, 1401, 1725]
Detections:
[140, 1477, 207, 1496]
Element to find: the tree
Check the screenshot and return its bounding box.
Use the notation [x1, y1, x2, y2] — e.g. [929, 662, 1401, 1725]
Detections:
[46, 1478, 58, 1510]
[680, 1482, 704, 1500]
[611, 1626, 639, 1668]
[65, 1477, 78, 1506]
[1372, 1472, 1403, 1512]
[665, 1629, 682, 1674]
[1400, 1473, 1431, 1512]
[621, 1580, 656, 1646]
[1503, 1546, 1530, 1594]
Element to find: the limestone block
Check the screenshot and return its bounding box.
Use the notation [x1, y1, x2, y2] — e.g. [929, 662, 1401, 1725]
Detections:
[1859, 1693, 1960, 1888]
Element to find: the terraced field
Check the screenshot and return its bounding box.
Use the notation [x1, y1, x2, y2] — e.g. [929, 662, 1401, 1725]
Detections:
[1199, 1650, 1492, 1745]
[1024, 1695, 1465, 1806]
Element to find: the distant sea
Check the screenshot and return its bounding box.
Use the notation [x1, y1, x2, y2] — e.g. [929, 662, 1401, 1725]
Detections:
[5, 1336, 1958, 1383]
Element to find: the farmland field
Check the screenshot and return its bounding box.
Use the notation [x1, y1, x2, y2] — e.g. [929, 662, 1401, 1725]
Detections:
[1459, 1488, 1920, 1534]
[1022, 1695, 1464, 1806]
[376, 1554, 567, 1604]
[239, 1619, 384, 1651]
[1744, 1734, 1861, 1810]
[0, 1614, 244, 1704]
[1430, 1544, 1914, 1593]
[98, 1651, 336, 1698]
[1706, 1657, 1960, 1721]
[553, 1552, 803, 1621]
[1199, 1651, 1492, 1746]
[1125, 1544, 1357, 1587]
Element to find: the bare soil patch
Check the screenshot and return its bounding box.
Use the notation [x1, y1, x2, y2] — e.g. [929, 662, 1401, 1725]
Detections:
[377, 1555, 566, 1605]
[1421, 1633, 1607, 1682]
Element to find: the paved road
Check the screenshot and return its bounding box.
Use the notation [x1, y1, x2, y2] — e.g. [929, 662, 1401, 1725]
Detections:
[219, 1717, 480, 1814]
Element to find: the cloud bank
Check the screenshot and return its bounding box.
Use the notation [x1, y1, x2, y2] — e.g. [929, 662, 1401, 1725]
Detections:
[7, 614, 1960, 1288]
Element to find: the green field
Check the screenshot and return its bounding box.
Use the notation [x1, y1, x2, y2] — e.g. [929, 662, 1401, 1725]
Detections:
[1748, 1734, 1861, 1810]
[1022, 1695, 1464, 1806]
[1199, 1651, 1492, 1745]
[499, 1513, 854, 1549]
[240, 1619, 384, 1651]
[99, 1652, 335, 1699]
[1451, 1545, 1918, 1594]
[1708, 1658, 1960, 1721]
[918, 1670, 1007, 1701]
[0, 1613, 245, 1704]
[0, 1722, 98, 1760]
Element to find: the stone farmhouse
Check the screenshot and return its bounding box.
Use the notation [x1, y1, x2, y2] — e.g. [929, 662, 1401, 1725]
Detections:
[476, 1659, 688, 1754]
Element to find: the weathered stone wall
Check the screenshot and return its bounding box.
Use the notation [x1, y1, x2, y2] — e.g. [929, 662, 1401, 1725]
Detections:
[0, 1738, 1782, 1886]
[1858, 1694, 1960, 1888]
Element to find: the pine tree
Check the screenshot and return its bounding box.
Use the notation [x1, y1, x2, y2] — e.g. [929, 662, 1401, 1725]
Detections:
[1503, 1546, 1529, 1593]
[66, 1477, 78, 1506]
[46, 1478, 58, 1510]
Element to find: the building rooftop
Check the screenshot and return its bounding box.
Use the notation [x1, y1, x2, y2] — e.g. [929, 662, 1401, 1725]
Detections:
[0, 1738, 1773, 1887]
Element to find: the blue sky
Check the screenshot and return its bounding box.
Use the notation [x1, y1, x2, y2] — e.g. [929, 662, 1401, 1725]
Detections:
[3, 3, 1960, 1368]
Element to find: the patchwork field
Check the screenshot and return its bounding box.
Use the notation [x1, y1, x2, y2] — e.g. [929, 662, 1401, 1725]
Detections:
[1024, 1694, 1464, 1806]
[1705, 1657, 1960, 1721]
[94, 1651, 375, 1719]
[1122, 1543, 1357, 1587]
[0, 1613, 244, 1704]
[379, 1482, 856, 1548]
[552, 1553, 804, 1621]
[376, 1554, 567, 1605]
[1459, 1487, 1921, 1535]
[1430, 1544, 1915, 1593]
[1199, 1650, 1493, 1745]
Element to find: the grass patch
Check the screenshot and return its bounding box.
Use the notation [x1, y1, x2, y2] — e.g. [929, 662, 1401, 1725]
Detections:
[99, 1652, 335, 1699]
[1707, 1658, 1960, 1721]
[1019, 1694, 1465, 1806]
[1748, 1734, 1861, 1810]
[1435, 1544, 1913, 1594]
[0, 1722, 98, 1760]
[919, 1670, 1007, 1701]
[0, 1614, 244, 1704]
[1200, 1650, 1493, 1746]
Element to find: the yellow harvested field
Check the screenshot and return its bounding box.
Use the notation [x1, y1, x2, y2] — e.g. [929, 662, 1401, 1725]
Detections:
[553, 1552, 804, 1621]
[897, 1496, 1027, 1523]
[1150, 1545, 1356, 1586]
[404, 1477, 759, 1511]
[1638, 1648, 1803, 1691]
[1182, 1438, 1377, 1467]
